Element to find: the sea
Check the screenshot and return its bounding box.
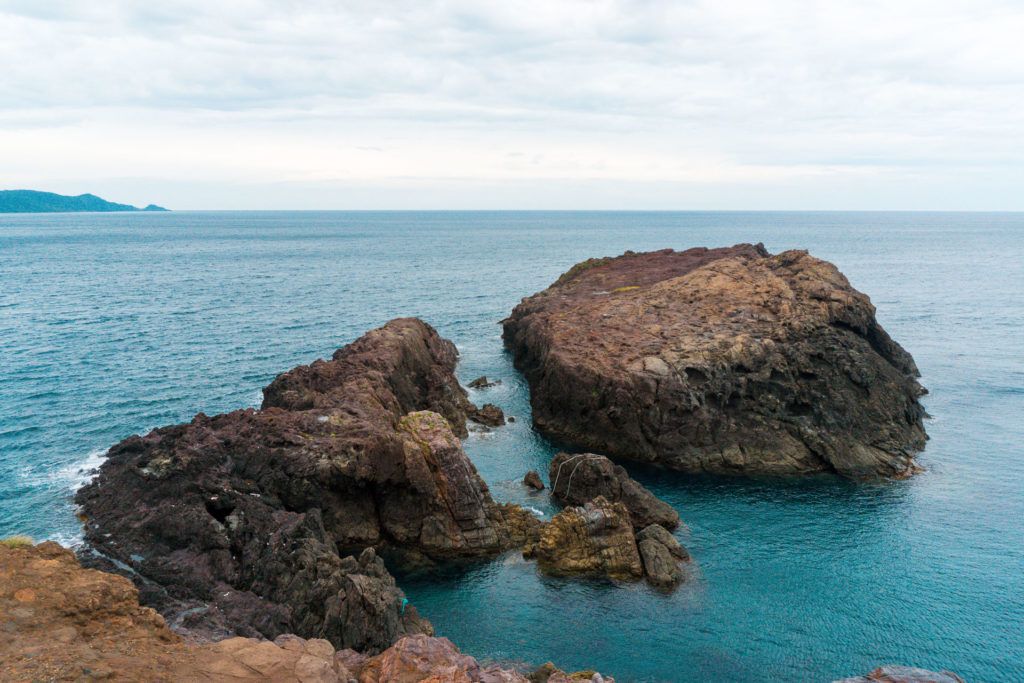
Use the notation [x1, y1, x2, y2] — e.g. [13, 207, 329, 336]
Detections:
[1, 211, 1021, 682]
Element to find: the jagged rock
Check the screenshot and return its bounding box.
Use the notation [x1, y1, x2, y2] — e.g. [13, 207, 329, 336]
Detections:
[504, 246, 928, 479]
[2, 542, 570, 682]
[834, 665, 965, 683]
[529, 662, 615, 683]
[470, 403, 507, 427]
[76, 318, 537, 651]
[468, 376, 501, 389]
[523, 470, 545, 490]
[525, 497, 642, 580]
[548, 452, 679, 530]
[358, 634, 528, 682]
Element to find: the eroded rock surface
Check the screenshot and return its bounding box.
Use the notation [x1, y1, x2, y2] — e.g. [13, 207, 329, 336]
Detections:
[504, 246, 927, 478]
[636, 524, 689, 589]
[2, 542, 581, 682]
[76, 318, 538, 651]
[524, 497, 643, 580]
[548, 452, 679, 530]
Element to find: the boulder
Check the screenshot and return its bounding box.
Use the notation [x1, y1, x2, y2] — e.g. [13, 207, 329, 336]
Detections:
[76, 318, 538, 651]
[834, 665, 965, 683]
[635, 525, 688, 589]
[524, 497, 643, 580]
[548, 452, 679, 530]
[523, 470, 545, 491]
[470, 403, 507, 427]
[504, 246, 928, 479]
[468, 376, 501, 389]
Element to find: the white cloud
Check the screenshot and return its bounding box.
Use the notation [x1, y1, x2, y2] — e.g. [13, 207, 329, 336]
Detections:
[0, 0, 1022, 208]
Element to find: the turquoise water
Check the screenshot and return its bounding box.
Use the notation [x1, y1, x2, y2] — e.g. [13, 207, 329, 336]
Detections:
[1, 211, 1022, 681]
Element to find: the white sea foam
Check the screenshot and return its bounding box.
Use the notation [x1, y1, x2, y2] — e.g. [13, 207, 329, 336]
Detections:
[525, 506, 545, 518]
[53, 448, 108, 492]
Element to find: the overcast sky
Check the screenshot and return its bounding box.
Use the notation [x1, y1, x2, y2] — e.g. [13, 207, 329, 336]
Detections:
[1, 0, 1022, 210]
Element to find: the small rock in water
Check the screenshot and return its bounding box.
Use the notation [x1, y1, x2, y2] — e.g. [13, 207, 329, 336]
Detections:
[469, 403, 506, 427]
[833, 665, 965, 683]
[523, 470, 545, 491]
[468, 375, 500, 389]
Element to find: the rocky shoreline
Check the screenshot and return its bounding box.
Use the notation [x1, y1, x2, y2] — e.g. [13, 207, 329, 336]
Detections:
[2, 245, 956, 681]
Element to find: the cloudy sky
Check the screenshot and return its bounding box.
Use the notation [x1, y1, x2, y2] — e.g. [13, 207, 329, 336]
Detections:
[1, 0, 1022, 209]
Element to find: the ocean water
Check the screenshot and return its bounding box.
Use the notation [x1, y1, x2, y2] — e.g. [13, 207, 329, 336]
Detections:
[1, 211, 1022, 682]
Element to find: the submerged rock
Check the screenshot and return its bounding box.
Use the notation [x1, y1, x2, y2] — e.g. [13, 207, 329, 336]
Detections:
[76, 318, 538, 651]
[548, 452, 679, 530]
[834, 665, 965, 683]
[524, 470, 545, 491]
[525, 497, 643, 580]
[503, 245, 928, 479]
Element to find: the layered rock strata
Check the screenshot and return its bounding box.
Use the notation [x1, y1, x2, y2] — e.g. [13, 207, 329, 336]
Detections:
[76, 318, 539, 651]
[504, 245, 927, 478]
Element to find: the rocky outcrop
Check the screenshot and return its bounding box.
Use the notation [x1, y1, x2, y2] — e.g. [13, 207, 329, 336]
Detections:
[834, 665, 965, 683]
[4, 541, 598, 682]
[549, 452, 679, 530]
[524, 497, 688, 588]
[468, 375, 501, 389]
[76, 318, 540, 651]
[523, 470, 545, 491]
[470, 403, 507, 427]
[504, 246, 928, 479]
[524, 497, 643, 580]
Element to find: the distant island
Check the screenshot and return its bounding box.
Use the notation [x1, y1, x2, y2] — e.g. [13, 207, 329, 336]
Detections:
[0, 190, 168, 213]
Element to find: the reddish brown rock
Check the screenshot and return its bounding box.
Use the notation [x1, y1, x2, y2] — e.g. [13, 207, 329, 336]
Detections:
[523, 470, 545, 491]
[504, 246, 927, 479]
[834, 665, 965, 683]
[76, 318, 538, 652]
[548, 452, 679, 530]
[3, 542, 589, 682]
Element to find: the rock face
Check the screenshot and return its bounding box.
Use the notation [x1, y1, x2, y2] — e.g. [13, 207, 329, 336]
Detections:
[525, 497, 643, 580]
[503, 246, 928, 479]
[549, 452, 679, 530]
[76, 318, 539, 651]
[834, 665, 965, 683]
[2, 541, 574, 682]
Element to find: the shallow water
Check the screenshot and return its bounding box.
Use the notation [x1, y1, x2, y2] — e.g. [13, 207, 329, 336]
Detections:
[1, 211, 1022, 681]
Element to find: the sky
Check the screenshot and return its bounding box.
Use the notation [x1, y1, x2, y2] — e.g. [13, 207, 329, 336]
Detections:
[1, 0, 1022, 210]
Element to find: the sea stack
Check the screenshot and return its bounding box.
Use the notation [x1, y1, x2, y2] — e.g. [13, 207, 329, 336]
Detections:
[503, 245, 927, 479]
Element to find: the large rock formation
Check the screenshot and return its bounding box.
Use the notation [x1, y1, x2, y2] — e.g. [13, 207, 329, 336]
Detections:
[3, 541, 603, 682]
[76, 318, 539, 651]
[503, 246, 928, 479]
[548, 452, 679, 530]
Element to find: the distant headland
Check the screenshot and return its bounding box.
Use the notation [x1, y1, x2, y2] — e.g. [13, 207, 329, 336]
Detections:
[0, 189, 168, 213]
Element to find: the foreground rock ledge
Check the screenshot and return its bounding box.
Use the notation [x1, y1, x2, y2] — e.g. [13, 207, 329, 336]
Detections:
[76, 318, 539, 652]
[503, 245, 928, 478]
[0, 542, 613, 682]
